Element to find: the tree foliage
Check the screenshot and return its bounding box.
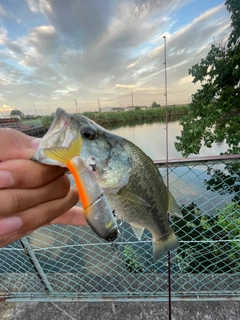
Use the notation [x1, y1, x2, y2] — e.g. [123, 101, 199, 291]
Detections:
[205, 161, 240, 203]
[174, 202, 240, 273]
[10, 109, 25, 117]
[175, 0, 240, 157]
[151, 101, 161, 108]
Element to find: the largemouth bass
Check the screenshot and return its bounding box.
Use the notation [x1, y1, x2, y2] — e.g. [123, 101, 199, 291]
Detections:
[34, 108, 182, 259]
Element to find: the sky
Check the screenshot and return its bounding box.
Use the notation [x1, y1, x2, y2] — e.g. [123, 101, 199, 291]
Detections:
[0, 0, 231, 115]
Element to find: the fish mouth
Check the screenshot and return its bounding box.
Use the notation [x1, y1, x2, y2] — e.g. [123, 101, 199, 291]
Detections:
[47, 108, 70, 136]
[44, 108, 79, 149]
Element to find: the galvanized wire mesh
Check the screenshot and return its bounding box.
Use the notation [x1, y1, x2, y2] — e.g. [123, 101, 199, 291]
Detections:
[0, 156, 239, 301]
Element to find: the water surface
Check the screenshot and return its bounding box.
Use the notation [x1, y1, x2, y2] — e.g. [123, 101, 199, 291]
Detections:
[109, 119, 227, 159]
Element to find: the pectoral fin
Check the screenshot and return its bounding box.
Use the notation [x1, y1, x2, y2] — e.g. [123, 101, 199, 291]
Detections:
[103, 175, 131, 195]
[168, 190, 183, 219]
[118, 189, 150, 207]
[130, 224, 144, 240]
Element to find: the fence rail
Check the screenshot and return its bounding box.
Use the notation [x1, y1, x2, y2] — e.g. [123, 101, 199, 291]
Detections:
[0, 155, 239, 301]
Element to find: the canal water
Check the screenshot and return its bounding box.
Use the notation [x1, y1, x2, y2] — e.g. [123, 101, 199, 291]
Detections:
[108, 119, 227, 160]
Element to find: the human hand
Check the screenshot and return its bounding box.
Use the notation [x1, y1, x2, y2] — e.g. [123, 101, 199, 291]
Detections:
[0, 128, 87, 247]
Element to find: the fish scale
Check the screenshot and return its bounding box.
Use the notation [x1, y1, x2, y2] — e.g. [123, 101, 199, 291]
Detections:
[109, 140, 172, 241]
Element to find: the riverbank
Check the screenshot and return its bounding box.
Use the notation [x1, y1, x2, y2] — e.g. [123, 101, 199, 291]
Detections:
[41, 104, 189, 129]
[84, 104, 189, 125]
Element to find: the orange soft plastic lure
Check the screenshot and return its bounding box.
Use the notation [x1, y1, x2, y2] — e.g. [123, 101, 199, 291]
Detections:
[43, 136, 118, 241]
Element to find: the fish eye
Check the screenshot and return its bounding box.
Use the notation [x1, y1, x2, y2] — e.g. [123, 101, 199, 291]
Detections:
[80, 125, 97, 140]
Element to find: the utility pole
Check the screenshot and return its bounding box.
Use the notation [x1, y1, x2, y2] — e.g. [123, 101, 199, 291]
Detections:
[75, 99, 79, 113]
[33, 104, 37, 115]
[131, 91, 134, 109]
[98, 99, 101, 112]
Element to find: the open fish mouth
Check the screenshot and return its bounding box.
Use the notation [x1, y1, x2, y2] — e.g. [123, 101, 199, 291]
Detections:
[45, 109, 79, 149]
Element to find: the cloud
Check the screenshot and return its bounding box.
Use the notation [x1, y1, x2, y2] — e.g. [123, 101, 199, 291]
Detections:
[0, 0, 232, 112]
[115, 84, 138, 89]
[0, 4, 6, 16]
[124, 4, 231, 93]
[39, 0, 114, 48]
[25, 0, 40, 13]
[0, 104, 13, 113]
[27, 25, 57, 56]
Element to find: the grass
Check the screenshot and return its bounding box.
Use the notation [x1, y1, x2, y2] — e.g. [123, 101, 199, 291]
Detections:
[84, 105, 189, 124]
[21, 119, 43, 127]
[39, 105, 189, 129]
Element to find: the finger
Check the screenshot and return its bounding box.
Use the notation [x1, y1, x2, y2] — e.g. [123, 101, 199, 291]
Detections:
[50, 206, 87, 226]
[0, 128, 40, 161]
[0, 188, 80, 247]
[0, 174, 71, 216]
[0, 159, 67, 189]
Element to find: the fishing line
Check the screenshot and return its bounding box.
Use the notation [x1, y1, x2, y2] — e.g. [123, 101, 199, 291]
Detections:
[163, 35, 172, 320]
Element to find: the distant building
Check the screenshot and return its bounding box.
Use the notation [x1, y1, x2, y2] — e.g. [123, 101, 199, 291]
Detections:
[124, 106, 147, 111]
[124, 106, 134, 111]
[100, 106, 125, 112]
[100, 107, 114, 112]
[111, 107, 124, 112]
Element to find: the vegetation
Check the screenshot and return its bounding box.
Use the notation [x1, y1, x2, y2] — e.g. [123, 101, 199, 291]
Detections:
[173, 1, 239, 274]
[174, 202, 240, 273]
[83, 105, 189, 125]
[21, 119, 43, 127]
[175, 0, 240, 157]
[41, 115, 54, 129]
[10, 109, 25, 118]
[205, 160, 240, 203]
[39, 105, 189, 129]
[151, 101, 161, 108]
[123, 245, 144, 273]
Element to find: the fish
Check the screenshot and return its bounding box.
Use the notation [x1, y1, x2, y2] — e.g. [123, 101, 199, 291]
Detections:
[34, 118, 118, 242]
[34, 108, 183, 259]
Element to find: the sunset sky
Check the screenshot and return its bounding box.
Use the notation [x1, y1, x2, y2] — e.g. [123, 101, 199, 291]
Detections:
[0, 0, 231, 115]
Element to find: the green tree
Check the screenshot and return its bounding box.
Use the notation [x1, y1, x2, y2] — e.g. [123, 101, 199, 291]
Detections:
[10, 109, 24, 117]
[151, 101, 161, 108]
[175, 0, 240, 157]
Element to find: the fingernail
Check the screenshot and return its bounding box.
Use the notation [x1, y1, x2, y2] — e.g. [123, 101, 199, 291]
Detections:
[0, 170, 14, 188]
[0, 216, 23, 235]
[31, 138, 41, 150]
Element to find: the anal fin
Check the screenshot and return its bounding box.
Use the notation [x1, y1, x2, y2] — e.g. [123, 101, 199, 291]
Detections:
[130, 224, 144, 240]
[168, 190, 183, 219]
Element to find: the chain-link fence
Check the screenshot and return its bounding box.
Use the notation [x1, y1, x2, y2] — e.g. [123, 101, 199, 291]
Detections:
[0, 155, 239, 301]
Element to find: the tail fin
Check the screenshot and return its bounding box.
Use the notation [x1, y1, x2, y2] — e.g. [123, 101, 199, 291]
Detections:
[43, 136, 82, 165]
[152, 230, 179, 260]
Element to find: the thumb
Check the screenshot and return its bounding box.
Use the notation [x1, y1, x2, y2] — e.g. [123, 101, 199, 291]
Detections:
[0, 128, 41, 161]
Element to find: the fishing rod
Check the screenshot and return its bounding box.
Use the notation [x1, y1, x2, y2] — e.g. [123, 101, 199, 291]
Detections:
[163, 35, 172, 320]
